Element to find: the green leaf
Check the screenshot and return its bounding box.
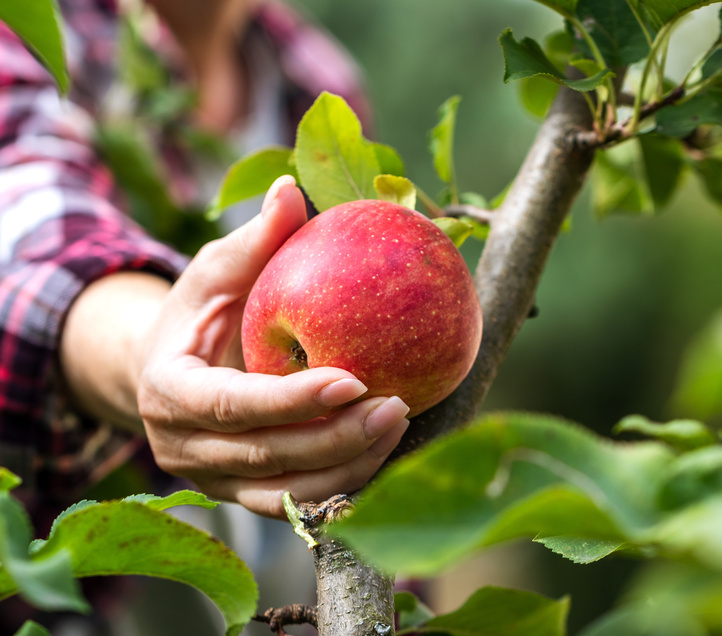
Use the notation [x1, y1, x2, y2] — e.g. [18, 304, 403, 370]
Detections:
[294, 91, 380, 211]
[373, 175, 417, 210]
[534, 536, 625, 564]
[521, 76, 561, 119]
[0, 0, 69, 93]
[627, 0, 722, 32]
[530, 0, 579, 19]
[0, 469, 22, 492]
[395, 591, 435, 631]
[13, 621, 51, 636]
[330, 412, 673, 576]
[591, 142, 654, 217]
[432, 217, 473, 248]
[118, 14, 167, 94]
[411, 587, 569, 636]
[207, 146, 297, 220]
[429, 96, 461, 202]
[656, 88, 722, 138]
[578, 600, 707, 636]
[638, 134, 686, 209]
[669, 310, 722, 420]
[372, 142, 405, 177]
[95, 124, 177, 234]
[612, 562, 722, 633]
[500, 29, 613, 92]
[1, 493, 257, 636]
[651, 496, 722, 571]
[658, 446, 722, 509]
[123, 490, 219, 511]
[574, 0, 651, 67]
[693, 157, 722, 207]
[613, 415, 717, 451]
[0, 493, 89, 613]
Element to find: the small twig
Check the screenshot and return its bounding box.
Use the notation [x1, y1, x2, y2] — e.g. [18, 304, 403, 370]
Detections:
[253, 604, 318, 635]
[444, 204, 495, 225]
[297, 493, 354, 529]
[575, 84, 685, 149]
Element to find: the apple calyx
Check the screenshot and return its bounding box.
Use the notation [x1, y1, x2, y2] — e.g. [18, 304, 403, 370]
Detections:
[291, 341, 308, 369]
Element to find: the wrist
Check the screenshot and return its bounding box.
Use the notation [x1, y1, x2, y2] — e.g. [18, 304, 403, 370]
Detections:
[60, 272, 172, 432]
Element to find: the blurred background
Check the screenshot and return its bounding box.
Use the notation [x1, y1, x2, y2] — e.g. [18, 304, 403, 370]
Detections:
[289, 0, 722, 632]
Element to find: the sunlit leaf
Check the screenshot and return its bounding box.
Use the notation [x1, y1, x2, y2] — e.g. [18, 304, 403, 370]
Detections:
[331, 412, 673, 576]
[0, 492, 256, 636]
[521, 76, 561, 119]
[372, 142, 405, 177]
[534, 536, 625, 564]
[0, 469, 22, 492]
[207, 146, 297, 220]
[614, 415, 717, 451]
[295, 91, 380, 211]
[429, 96, 461, 197]
[374, 175, 416, 210]
[0, 0, 68, 93]
[432, 217, 473, 248]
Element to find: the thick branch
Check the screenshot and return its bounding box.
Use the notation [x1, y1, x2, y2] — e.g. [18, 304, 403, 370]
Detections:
[302, 497, 396, 636]
[394, 83, 596, 455]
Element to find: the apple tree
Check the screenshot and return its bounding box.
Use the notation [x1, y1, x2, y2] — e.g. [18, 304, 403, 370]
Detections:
[4, 1, 722, 635]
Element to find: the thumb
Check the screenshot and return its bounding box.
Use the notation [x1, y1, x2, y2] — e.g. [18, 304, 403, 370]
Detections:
[185, 175, 307, 302]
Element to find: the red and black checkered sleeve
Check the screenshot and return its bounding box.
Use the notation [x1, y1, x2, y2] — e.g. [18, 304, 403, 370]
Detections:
[0, 13, 187, 489]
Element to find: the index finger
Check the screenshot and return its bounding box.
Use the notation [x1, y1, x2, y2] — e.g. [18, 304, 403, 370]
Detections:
[139, 358, 370, 432]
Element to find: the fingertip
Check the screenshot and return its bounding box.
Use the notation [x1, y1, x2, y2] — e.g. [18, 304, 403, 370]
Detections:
[315, 377, 368, 409]
[368, 418, 410, 458]
[261, 174, 304, 218]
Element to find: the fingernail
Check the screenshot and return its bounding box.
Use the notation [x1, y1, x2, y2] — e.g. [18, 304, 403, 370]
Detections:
[364, 396, 410, 439]
[369, 418, 410, 456]
[316, 378, 368, 408]
[261, 175, 297, 217]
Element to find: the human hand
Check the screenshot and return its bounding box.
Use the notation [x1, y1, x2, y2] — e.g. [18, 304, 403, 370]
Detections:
[136, 176, 410, 518]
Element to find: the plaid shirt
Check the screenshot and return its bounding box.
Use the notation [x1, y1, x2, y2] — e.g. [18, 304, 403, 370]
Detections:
[0, 0, 369, 514]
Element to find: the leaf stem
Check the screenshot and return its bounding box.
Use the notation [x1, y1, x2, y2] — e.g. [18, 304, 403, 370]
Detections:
[570, 17, 617, 125]
[628, 22, 674, 136]
[416, 186, 445, 218]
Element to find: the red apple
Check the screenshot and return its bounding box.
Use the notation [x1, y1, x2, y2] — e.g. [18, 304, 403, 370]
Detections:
[241, 199, 482, 417]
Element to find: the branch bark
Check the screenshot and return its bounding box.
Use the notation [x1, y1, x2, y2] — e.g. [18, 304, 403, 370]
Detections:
[312, 84, 596, 636]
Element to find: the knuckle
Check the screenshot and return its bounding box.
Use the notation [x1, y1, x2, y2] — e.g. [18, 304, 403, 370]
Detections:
[242, 441, 283, 477]
[213, 383, 239, 428]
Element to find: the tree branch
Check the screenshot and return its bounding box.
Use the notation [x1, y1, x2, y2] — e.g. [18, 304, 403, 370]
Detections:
[301, 497, 396, 636]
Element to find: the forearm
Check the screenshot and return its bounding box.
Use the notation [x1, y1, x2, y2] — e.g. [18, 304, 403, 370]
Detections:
[59, 272, 172, 434]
